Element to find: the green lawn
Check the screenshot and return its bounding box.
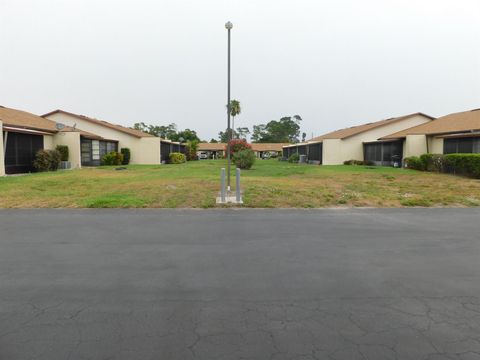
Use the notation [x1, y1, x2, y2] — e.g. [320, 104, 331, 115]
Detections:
[0, 160, 479, 208]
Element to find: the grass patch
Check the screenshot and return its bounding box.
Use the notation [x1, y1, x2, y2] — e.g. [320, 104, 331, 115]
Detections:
[0, 160, 479, 208]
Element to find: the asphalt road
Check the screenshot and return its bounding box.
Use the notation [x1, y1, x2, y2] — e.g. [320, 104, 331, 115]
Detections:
[1, 209, 480, 360]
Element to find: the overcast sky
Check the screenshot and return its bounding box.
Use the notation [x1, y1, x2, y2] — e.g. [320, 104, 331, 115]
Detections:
[1, 0, 479, 141]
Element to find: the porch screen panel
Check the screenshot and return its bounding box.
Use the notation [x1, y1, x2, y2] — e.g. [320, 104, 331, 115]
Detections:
[308, 143, 321, 161]
[444, 139, 457, 154]
[458, 138, 473, 153]
[364, 143, 381, 162]
[4, 132, 44, 173]
[473, 139, 480, 153]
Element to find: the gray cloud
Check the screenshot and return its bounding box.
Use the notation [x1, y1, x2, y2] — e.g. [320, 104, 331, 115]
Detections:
[1, 0, 479, 140]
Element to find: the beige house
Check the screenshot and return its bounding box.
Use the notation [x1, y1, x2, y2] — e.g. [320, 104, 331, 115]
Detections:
[1, 106, 165, 175]
[283, 113, 434, 165]
[380, 108, 480, 157]
[43, 110, 161, 166]
[0, 106, 84, 175]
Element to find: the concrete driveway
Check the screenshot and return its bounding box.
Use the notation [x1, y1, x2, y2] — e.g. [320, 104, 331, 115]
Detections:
[1, 209, 480, 360]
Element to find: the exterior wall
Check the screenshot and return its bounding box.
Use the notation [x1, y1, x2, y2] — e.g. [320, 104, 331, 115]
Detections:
[429, 137, 444, 154]
[44, 112, 161, 164]
[404, 134, 428, 158]
[53, 132, 82, 169]
[323, 114, 432, 165]
[0, 121, 5, 176]
[43, 134, 54, 150]
[322, 139, 343, 165]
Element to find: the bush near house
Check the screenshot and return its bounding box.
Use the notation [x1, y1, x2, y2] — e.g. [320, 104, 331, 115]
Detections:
[33, 149, 62, 172]
[120, 148, 131, 165]
[102, 151, 124, 166]
[343, 159, 375, 166]
[405, 153, 480, 179]
[55, 145, 69, 162]
[226, 139, 252, 156]
[444, 154, 480, 178]
[169, 152, 186, 164]
[186, 140, 199, 161]
[288, 153, 300, 163]
[419, 154, 444, 172]
[233, 149, 256, 170]
[404, 156, 425, 171]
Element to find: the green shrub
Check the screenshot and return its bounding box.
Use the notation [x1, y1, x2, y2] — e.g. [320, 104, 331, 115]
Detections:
[169, 152, 186, 164]
[233, 149, 256, 169]
[227, 139, 252, 156]
[102, 151, 124, 165]
[33, 149, 62, 172]
[344, 159, 365, 165]
[55, 145, 69, 161]
[444, 154, 480, 178]
[420, 153, 444, 172]
[404, 156, 425, 171]
[120, 148, 131, 165]
[186, 140, 199, 161]
[288, 153, 300, 163]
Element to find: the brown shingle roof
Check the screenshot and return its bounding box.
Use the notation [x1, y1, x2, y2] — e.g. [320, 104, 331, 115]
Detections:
[381, 109, 480, 139]
[42, 109, 154, 138]
[310, 112, 434, 142]
[198, 143, 226, 151]
[0, 106, 57, 133]
[251, 143, 289, 152]
[198, 142, 289, 152]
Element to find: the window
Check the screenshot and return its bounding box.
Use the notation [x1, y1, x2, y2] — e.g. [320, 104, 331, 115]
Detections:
[92, 140, 100, 160]
[444, 137, 480, 154]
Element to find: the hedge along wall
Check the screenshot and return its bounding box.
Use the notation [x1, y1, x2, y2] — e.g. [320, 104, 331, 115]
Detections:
[404, 153, 480, 179]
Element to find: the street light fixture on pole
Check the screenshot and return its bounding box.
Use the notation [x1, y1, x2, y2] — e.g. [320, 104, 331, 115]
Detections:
[225, 21, 233, 191]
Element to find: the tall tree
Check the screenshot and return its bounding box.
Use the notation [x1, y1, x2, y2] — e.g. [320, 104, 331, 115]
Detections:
[170, 129, 200, 142]
[218, 129, 238, 143]
[236, 127, 250, 140]
[251, 115, 302, 143]
[133, 123, 177, 138]
[227, 100, 242, 139]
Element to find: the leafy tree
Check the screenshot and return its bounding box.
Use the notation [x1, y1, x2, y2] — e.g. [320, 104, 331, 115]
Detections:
[170, 129, 200, 142]
[185, 140, 199, 161]
[302, 132, 307, 142]
[132, 123, 199, 142]
[133, 122, 177, 139]
[209, 138, 219, 143]
[236, 127, 250, 140]
[218, 128, 238, 143]
[251, 115, 302, 143]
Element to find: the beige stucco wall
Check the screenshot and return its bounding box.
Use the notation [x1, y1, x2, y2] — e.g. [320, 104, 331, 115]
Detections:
[0, 121, 5, 176]
[44, 112, 161, 164]
[322, 139, 343, 165]
[43, 134, 54, 150]
[404, 134, 428, 158]
[53, 132, 82, 169]
[429, 137, 444, 154]
[322, 114, 432, 165]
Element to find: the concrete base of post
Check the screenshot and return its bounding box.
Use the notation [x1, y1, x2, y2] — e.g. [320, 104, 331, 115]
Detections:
[216, 167, 243, 205]
[216, 191, 243, 205]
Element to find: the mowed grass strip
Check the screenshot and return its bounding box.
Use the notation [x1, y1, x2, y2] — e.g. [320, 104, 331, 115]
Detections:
[0, 160, 479, 208]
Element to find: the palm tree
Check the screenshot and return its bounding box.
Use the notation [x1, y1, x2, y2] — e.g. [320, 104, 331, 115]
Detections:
[227, 100, 241, 139]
